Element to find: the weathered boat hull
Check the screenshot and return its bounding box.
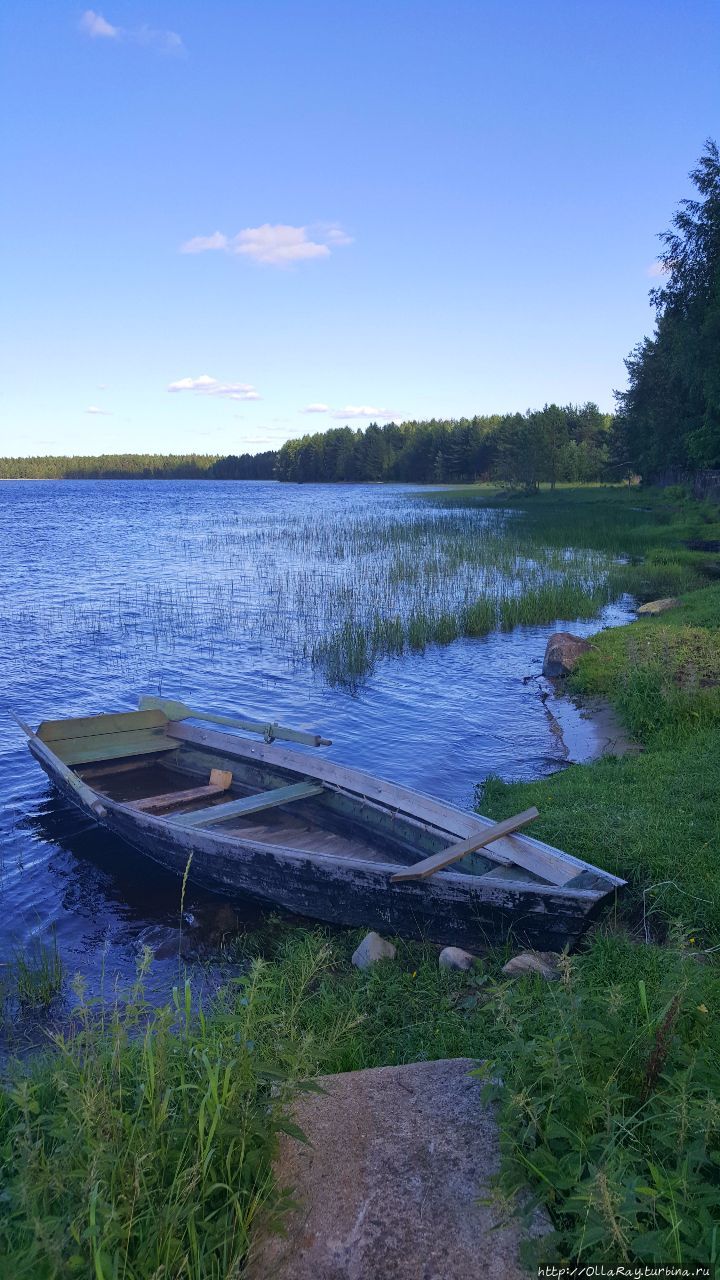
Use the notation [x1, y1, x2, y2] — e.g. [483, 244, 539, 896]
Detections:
[29, 731, 618, 952]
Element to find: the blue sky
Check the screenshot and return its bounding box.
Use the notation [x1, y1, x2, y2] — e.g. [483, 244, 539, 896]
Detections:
[1, 1, 718, 458]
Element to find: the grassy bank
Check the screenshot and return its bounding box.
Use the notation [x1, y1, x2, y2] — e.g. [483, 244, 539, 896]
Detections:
[2, 485, 719, 1274]
[0, 958, 297, 1279]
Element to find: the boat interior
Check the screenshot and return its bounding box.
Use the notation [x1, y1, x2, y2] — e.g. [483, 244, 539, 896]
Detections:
[36, 709, 609, 890]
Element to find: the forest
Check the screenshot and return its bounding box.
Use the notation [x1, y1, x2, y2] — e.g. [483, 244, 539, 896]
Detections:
[3, 141, 717, 489]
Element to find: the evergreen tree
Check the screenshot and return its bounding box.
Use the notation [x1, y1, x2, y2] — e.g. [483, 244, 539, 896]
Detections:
[616, 139, 720, 476]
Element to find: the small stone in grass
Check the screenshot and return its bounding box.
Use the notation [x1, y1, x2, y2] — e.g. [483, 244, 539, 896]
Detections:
[352, 931, 397, 969]
[439, 946, 477, 972]
[502, 950, 561, 980]
[637, 597, 680, 615]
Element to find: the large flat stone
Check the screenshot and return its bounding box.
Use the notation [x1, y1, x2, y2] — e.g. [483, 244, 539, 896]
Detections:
[247, 1058, 548, 1280]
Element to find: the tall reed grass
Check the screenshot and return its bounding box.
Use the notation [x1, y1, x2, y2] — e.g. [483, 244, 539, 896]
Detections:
[0, 952, 300, 1279]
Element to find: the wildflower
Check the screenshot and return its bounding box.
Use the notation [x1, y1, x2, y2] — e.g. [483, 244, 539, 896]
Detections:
[697, 1003, 708, 1014]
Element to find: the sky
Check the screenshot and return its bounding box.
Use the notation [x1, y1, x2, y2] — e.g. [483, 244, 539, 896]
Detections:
[1, 1, 718, 458]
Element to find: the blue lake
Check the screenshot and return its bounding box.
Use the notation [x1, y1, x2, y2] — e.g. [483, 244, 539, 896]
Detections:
[0, 480, 633, 998]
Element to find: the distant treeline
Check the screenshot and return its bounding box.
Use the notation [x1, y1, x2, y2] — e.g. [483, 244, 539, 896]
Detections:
[0, 452, 277, 481]
[274, 404, 613, 485]
[0, 410, 612, 487]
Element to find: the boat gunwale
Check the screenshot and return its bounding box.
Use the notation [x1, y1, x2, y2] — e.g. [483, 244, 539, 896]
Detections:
[25, 745, 621, 903]
[165, 720, 626, 890]
[25, 716, 626, 900]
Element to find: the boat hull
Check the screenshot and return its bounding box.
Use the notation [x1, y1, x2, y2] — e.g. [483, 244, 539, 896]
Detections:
[30, 740, 612, 952]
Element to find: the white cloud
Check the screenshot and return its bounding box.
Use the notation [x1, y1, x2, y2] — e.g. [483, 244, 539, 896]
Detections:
[234, 225, 329, 264]
[647, 261, 669, 277]
[135, 24, 184, 54]
[180, 232, 228, 254]
[318, 223, 354, 247]
[331, 405, 401, 419]
[300, 403, 330, 413]
[180, 223, 352, 267]
[167, 375, 260, 401]
[79, 10, 183, 53]
[79, 10, 119, 39]
[86, 405, 112, 415]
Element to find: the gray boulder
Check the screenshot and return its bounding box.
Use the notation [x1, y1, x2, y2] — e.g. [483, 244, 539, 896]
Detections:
[352, 931, 396, 969]
[439, 946, 477, 971]
[542, 631, 592, 677]
[637, 597, 680, 615]
[502, 950, 561, 980]
[246, 1058, 550, 1280]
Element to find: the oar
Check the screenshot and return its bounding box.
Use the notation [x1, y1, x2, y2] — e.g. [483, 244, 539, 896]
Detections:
[7, 709, 107, 819]
[390, 807, 540, 882]
[138, 696, 332, 748]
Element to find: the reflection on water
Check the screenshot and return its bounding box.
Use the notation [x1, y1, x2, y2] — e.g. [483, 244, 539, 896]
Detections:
[0, 480, 633, 999]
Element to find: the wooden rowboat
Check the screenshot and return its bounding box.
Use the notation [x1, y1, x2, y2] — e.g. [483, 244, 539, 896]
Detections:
[15, 699, 625, 952]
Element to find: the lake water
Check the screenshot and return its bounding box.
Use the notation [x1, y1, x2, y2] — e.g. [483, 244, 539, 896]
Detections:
[0, 481, 633, 1004]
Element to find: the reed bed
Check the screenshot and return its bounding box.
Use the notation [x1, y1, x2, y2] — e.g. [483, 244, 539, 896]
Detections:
[3, 488, 706, 689]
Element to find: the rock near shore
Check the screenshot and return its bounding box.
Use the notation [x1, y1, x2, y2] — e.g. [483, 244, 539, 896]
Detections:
[542, 631, 592, 678]
[637, 597, 680, 615]
[351, 931, 396, 969]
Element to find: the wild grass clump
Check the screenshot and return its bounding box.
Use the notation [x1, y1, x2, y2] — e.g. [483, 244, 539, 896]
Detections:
[0, 954, 299, 1280]
[12, 932, 63, 1008]
[480, 938, 720, 1269]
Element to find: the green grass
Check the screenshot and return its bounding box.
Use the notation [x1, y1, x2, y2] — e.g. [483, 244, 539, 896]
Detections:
[0, 955, 298, 1280]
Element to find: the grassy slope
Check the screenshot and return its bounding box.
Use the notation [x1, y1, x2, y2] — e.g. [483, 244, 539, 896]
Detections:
[481, 584, 720, 943]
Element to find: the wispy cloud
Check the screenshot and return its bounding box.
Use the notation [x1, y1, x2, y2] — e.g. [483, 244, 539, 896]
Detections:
[79, 10, 118, 38]
[331, 405, 401, 420]
[85, 404, 112, 415]
[647, 260, 670, 278]
[181, 232, 228, 254]
[79, 10, 184, 54]
[180, 223, 353, 267]
[167, 374, 260, 402]
[300, 403, 330, 413]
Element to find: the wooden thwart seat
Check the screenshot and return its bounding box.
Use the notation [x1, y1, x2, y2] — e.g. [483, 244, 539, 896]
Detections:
[170, 780, 324, 829]
[38, 710, 177, 767]
[130, 769, 233, 813]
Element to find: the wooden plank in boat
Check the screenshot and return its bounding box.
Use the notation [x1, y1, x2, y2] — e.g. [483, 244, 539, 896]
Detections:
[390, 808, 540, 882]
[170, 781, 324, 828]
[131, 771, 233, 813]
[78, 759, 156, 780]
[38, 710, 167, 742]
[166, 722, 599, 888]
[50, 728, 177, 766]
